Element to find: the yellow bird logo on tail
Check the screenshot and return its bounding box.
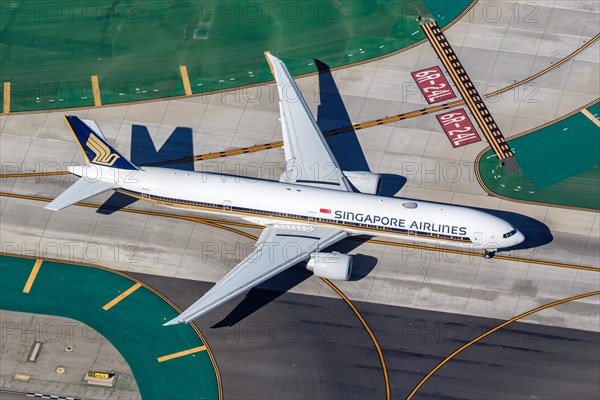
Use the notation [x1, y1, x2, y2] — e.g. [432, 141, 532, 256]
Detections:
[86, 134, 120, 166]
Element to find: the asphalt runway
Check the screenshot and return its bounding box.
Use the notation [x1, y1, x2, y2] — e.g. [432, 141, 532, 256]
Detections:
[133, 271, 600, 400]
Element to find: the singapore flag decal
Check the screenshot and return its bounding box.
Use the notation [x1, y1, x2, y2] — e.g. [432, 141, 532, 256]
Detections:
[319, 208, 331, 214]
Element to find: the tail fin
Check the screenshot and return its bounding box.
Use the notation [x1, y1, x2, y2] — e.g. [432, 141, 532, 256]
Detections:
[65, 115, 138, 170]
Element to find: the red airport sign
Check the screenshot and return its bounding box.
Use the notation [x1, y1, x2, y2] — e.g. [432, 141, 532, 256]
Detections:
[411, 66, 456, 104]
[436, 109, 481, 148]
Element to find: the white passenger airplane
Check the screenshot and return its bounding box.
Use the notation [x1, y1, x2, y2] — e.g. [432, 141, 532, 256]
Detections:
[46, 52, 524, 325]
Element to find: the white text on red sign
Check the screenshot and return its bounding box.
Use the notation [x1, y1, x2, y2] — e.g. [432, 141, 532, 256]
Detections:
[436, 109, 481, 148]
[411, 66, 456, 104]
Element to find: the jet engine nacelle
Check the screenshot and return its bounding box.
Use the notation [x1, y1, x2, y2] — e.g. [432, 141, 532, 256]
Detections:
[306, 252, 353, 281]
[343, 171, 382, 195]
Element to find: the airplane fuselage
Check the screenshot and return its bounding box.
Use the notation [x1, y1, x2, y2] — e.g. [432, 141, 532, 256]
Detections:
[72, 164, 524, 252]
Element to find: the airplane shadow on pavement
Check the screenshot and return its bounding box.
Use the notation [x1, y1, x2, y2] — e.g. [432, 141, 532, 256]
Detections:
[315, 59, 406, 197]
[313, 61, 552, 253]
[97, 124, 195, 214]
[212, 237, 378, 328]
[99, 59, 408, 217]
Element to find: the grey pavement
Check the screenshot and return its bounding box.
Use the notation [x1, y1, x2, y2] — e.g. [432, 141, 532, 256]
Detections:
[0, 311, 140, 400]
[135, 272, 600, 400]
[1, 0, 599, 335]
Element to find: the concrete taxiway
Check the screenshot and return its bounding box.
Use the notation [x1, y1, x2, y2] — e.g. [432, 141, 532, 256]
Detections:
[1, 1, 599, 398]
[1, 1, 599, 334]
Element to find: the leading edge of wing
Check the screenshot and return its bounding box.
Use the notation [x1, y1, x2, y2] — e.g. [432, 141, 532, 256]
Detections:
[164, 225, 347, 325]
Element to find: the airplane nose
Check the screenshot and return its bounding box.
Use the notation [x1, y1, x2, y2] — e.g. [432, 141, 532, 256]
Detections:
[513, 230, 525, 245]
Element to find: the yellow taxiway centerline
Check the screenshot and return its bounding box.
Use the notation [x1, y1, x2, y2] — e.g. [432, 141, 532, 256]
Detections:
[157, 345, 207, 362]
[23, 259, 43, 293]
[102, 282, 142, 310]
[359, 238, 600, 272]
[492, 33, 599, 97]
[1, 191, 598, 273]
[0, 171, 70, 179]
[322, 278, 391, 400]
[406, 290, 600, 399]
[581, 108, 600, 128]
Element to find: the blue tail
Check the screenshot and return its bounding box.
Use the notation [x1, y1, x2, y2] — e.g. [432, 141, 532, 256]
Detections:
[65, 115, 138, 170]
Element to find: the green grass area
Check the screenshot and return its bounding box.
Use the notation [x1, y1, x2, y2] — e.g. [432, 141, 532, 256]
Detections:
[0, 0, 472, 112]
[0, 255, 219, 400]
[478, 102, 600, 210]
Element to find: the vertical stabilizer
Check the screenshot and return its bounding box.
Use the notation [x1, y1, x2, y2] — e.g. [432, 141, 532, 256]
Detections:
[65, 115, 138, 170]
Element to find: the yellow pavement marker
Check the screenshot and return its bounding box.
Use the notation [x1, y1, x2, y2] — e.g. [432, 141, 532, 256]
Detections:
[102, 282, 142, 310]
[91, 75, 101, 106]
[23, 259, 43, 293]
[581, 108, 600, 128]
[157, 345, 207, 362]
[179, 65, 192, 96]
[3, 82, 10, 114]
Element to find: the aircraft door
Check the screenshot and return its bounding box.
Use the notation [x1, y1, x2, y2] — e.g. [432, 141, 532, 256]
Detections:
[473, 231, 483, 245]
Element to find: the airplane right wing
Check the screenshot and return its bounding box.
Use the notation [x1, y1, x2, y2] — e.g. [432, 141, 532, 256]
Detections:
[164, 224, 348, 325]
[265, 52, 353, 192]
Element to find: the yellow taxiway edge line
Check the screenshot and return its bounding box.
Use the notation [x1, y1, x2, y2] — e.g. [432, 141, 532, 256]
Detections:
[322, 278, 391, 400]
[3, 82, 10, 114]
[406, 290, 600, 399]
[23, 259, 43, 293]
[91, 75, 101, 107]
[157, 345, 207, 363]
[179, 65, 193, 96]
[581, 108, 600, 128]
[102, 282, 142, 311]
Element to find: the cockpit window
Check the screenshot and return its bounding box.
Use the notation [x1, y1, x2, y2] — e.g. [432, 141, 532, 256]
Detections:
[503, 229, 517, 238]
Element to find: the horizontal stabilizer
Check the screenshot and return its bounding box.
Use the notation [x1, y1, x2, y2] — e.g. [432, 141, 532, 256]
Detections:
[45, 178, 116, 211]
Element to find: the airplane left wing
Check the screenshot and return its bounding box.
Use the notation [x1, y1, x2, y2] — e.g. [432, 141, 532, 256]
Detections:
[164, 224, 347, 325]
[265, 52, 353, 192]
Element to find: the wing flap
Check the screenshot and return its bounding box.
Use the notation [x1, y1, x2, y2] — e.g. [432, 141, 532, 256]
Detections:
[164, 225, 347, 325]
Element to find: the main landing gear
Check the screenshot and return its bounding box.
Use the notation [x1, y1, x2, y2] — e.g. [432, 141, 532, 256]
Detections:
[484, 250, 496, 259]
